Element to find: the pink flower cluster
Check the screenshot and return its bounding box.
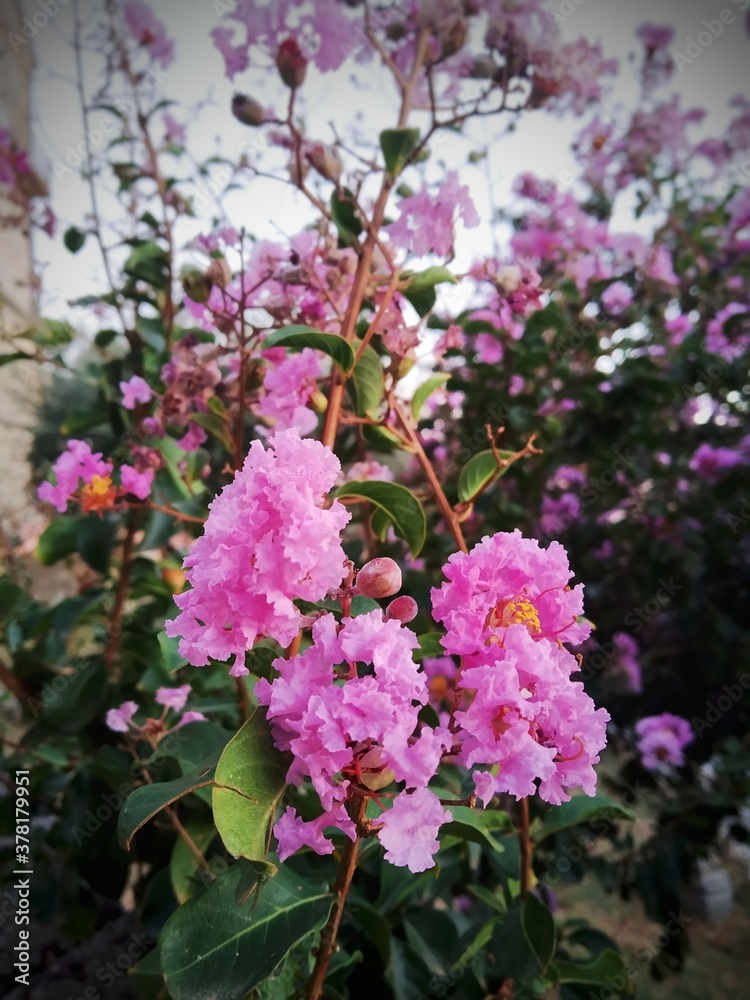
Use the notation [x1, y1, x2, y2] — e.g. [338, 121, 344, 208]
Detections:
[431, 531, 608, 806]
[37, 440, 154, 514]
[257, 610, 452, 872]
[123, 2, 174, 69]
[255, 347, 321, 435]
[165, 429, 351, 672]
[106, 684, 206, 734]
[635, 714, 693, 771]
[387, 172, 479, 259]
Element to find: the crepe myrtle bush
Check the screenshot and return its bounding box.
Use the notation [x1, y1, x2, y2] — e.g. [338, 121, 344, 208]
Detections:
[2, 2, 750, 999]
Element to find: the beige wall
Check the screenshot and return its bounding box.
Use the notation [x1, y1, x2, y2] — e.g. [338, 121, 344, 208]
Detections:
[0, 0, 43, 542]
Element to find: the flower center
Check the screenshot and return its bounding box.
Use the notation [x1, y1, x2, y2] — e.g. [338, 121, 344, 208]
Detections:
[486, 596, 541, 635]
[80, 474, 117, 512]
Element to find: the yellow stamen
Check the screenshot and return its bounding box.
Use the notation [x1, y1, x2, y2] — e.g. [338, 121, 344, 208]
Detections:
[80, 474, 116, 513]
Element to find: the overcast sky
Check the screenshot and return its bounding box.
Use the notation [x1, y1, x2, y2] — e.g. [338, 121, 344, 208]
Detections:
[11, 0, 750, 323]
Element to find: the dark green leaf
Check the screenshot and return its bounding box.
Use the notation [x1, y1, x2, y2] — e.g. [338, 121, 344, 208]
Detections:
[411, 373, 451, 421]
[191, 411, 234, 452]
[124, 241, 170, 289]
[118, 757, 218, 850]
[262, 325, 355, 372]
[348, 342, 384, 417]
[333, 480, 426, 556]
[64, 226, 87, 253]
[380, 128, 421, 178]
[159, 861, 334, 1000]
[532, 795, 635, 843]
[457, 448, 515, 502]
[441, 806, 513, 851]
[212, 708, 288, 861]
[553, 949, 629, 986]
[331, 187, 362, 246]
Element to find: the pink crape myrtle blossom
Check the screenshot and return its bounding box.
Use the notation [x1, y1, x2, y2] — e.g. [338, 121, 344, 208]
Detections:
[636, 713, 694, 771]
[256, 610, 453, 871]
[255, 347, 321, 435]
[689, 443, 743, 483]
[165, 429, 351, 671]
[155, 685, 192, 713]
[706, 302, 750, 360]
[601, 281, 633, 316]
[37, 440, 113, 514]
[636, 23, 674, 50]
[431, 530, 590, 656]
[387, 171, 479, 258]
[611, 632, 642, 693]
[378, 788, 452, 873]
[105, 701, 139, 733]
[456, 627, 609, 806]
[121, 465, 154, 500]
[123, 2, 174, 68]
[120, 375, 154, 409]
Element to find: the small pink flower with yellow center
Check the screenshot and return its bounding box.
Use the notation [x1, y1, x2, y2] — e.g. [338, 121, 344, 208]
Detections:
[80, 474, 118, 514]
[431, 530, 589, 656]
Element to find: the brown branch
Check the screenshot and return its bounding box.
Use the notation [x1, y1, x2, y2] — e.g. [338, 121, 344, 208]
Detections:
[104, 510, 139, 676]
[519, 797, 532, 900]
[306, 797, 367, 1000]
[389, 394, 468, 554]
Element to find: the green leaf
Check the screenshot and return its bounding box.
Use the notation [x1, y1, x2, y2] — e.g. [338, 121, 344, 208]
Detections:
[522, 892, 556, 971]
[413, 632, 445, 661]
[262, 325, 354, 372]
[333, 480, 426, 557]
[380, 128, 421, 178]
[0, 351, 32, 367]
[348, 342, 384, 417]
[457, 448, 515, 503]
[532, 795, 635, 843]
[159, 861, 334, 1000]
[36, 518, 80, 565]
[552, 949, 629, 986]
[75, 516, 118, 574]
[489, 896, 555, 982]
[191, 411, 234, 452]
[411, 373, 451, 421]
[441, 806, 513, 851]
[128, 949, 164, 1000]
[118, 756, 218, 850]
[402, 266, 456, 317]
[212, 707, 289, 861]
[64, 226, 87, 253]
[42, 656, 108, 733]
[124, 241, 170, 289]
[170, 817, 217, 903]
[331, 187, 362, 246]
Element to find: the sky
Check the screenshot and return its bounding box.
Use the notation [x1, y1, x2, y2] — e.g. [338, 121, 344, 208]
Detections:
[9, 0, 750, 325]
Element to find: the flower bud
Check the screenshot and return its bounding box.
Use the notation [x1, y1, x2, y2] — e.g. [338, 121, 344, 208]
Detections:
[276, 38, 307, 89]
[355, 557, 402, 599]
[469, 54, 497, 79]
[385, 596, 418, 624]
[181, 267, 212, 304]
[206, 257, 232, 289]
[385, 20, 408, 41]
[309, 389, 328, 413]
[358, 748, 395, 791]
[306, 142, 343, 184]
[440, 16, 468, 58]
[231, 93, 266, 127]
